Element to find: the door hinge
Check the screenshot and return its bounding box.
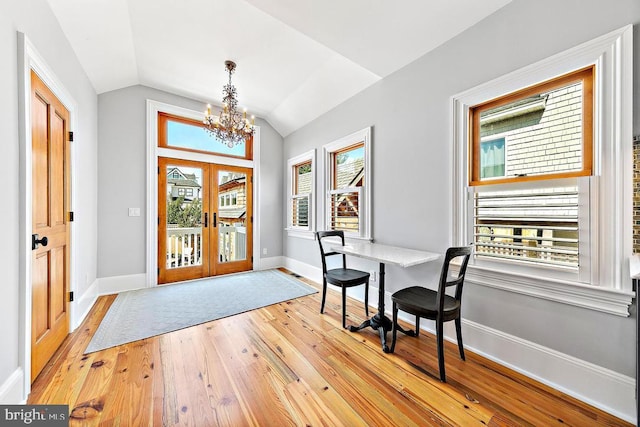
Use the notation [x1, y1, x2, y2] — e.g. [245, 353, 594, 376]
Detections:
[69, 211, 74, 222]
[69, 291, 74, 302]
[157, 267, 160, 275]
[158, 217, 160, 225]
[68, 131, 74, 142]
[251, 216, 253, 223]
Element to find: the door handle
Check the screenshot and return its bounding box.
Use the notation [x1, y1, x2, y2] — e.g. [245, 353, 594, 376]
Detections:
[204, 213, 208, 228]
[213, 212, 217, 228]
[32, 234, 48, 250]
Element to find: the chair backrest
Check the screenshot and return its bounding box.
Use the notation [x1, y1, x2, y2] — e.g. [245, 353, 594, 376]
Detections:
[437, 246, 473, 309]
[315, 231, 346, 273]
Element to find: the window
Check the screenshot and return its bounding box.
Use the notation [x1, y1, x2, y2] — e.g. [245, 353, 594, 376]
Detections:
[158, 112, 252, 159]
[452, 26, 633, 315]
[469, 67, 593, 271]
[323, 127, 372, 240]
[470, 67, 593, 186]
[293, 161, 312, 227]
[480, 138, 505, 179]
[287, 150, 315, 235]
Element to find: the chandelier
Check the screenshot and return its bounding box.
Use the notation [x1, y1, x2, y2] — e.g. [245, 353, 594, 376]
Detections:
[203, 60, 255, 147]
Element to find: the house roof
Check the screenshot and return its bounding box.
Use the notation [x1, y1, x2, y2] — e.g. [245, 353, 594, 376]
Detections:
[336, 158, 365, 188]
[219, 209, 246, 220]
[168, 178, 201, 188]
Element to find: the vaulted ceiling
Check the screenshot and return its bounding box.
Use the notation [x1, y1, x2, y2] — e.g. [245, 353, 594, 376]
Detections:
[47, 0, 511, 137]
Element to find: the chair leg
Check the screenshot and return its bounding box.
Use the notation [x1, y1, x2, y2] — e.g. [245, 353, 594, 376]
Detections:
[364, 281, 369, 317]
[320, 279, 328, 314]
[415, 316, 420, 336]
[342, 287, 347, 329]
[455, 317, 465, 360]
[436, 319, 446, 382]
[390, 303, 398, 353]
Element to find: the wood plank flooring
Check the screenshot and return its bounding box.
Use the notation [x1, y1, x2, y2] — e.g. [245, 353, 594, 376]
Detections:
[29, 271, 632, 426]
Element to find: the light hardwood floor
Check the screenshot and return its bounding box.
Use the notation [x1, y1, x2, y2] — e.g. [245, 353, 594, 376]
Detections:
[29, 271, 632, 426]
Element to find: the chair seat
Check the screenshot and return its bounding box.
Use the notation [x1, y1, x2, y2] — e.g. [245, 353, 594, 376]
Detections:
[326, 268, 370, 287]
[391, 286, 460, 320]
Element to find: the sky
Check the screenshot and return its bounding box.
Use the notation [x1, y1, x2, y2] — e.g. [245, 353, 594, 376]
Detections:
[167, 120, 246, 157]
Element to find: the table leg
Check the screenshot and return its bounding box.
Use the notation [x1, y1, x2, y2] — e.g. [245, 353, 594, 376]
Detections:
[348, 262, 394, 352]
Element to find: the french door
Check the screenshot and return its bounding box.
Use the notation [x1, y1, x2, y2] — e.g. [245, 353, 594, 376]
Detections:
[158, 157, 253, 284]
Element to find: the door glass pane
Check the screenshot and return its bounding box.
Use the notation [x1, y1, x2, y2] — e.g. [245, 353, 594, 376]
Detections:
[166, 165, 203, 269]
[217, 170, 247, 263]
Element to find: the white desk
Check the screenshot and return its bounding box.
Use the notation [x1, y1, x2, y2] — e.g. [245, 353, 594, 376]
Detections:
[331, 242, 440, 352]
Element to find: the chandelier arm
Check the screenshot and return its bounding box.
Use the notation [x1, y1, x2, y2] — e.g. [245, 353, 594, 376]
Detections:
[203, 60, 255, 147]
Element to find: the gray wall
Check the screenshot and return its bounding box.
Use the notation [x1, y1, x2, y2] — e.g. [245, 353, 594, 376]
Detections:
[283, 0, 640, 377]
[0, 0, 98, 395]
[97, 85, 284, 278]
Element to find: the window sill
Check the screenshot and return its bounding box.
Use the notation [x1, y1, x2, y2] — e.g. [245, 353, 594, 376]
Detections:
[286, 229, 315, 240]
[466, 264, 634, 317]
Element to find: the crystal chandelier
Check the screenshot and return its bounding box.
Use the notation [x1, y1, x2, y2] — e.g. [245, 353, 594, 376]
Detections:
[203, 60, 255, 148]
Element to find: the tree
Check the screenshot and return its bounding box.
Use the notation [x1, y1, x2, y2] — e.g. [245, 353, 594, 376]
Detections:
[166, 196, 202, 227]
[167, 196, 184, 226]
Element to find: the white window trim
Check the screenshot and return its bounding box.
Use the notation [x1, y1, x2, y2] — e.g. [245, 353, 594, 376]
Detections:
[322, 127, 372, 241]
[286, 149, 315, 239]
[451, 25, 634, 316]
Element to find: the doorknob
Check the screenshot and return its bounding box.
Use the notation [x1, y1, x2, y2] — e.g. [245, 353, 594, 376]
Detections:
[32, 234, 48, 250]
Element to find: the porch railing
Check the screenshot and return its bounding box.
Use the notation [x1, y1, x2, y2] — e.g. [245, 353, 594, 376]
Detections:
[166, 227, 202, 268]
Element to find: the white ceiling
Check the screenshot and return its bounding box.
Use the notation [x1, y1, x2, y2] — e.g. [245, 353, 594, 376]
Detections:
[46, 0, 511, 137]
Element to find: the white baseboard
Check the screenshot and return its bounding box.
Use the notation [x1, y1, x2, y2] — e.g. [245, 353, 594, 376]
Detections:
[98, 273, 147, 295]
[452, 319, 636, 424]
[0, 368, 25, 404]
[284, 257, 636, 424]
[257, 256, 284, 271]
[72, 279, 99, 330]
[283, 257, 322, 284]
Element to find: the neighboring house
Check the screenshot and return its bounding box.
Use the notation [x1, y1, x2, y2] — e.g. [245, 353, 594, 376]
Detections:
[218, 173, 248, 262]
[332, 158, 364, 232]
[218, 173, 246, 224]
[475, 83, 582, 266]
[167, 167, 201, 203]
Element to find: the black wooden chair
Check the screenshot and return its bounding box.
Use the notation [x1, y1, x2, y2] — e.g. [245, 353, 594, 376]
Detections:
[315, 231, 370, 329]
[389, 246, 472, 382]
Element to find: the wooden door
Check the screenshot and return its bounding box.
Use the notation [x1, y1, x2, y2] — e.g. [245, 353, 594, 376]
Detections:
[31, 70, 71, 381]
[210, 165, 253, 276]
[158, 158, 210, 283]
[158, 159, 253, 284]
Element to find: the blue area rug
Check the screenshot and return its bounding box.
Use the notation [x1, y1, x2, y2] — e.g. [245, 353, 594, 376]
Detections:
[85, 269, 316, 353]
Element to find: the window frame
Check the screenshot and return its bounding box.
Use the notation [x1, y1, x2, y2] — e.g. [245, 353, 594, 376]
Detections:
[470, 66, 594, 187]
[158, 112, 253, 160]
[323, 127, 372, 241]
[451, 26, 634, 316]
[286, 149, 316, 237]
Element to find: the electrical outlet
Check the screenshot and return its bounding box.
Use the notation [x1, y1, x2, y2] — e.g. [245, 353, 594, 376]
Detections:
[262, 248, 268, 255]
[128, 207, 140, 217]
[370, 270, 376, 282]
